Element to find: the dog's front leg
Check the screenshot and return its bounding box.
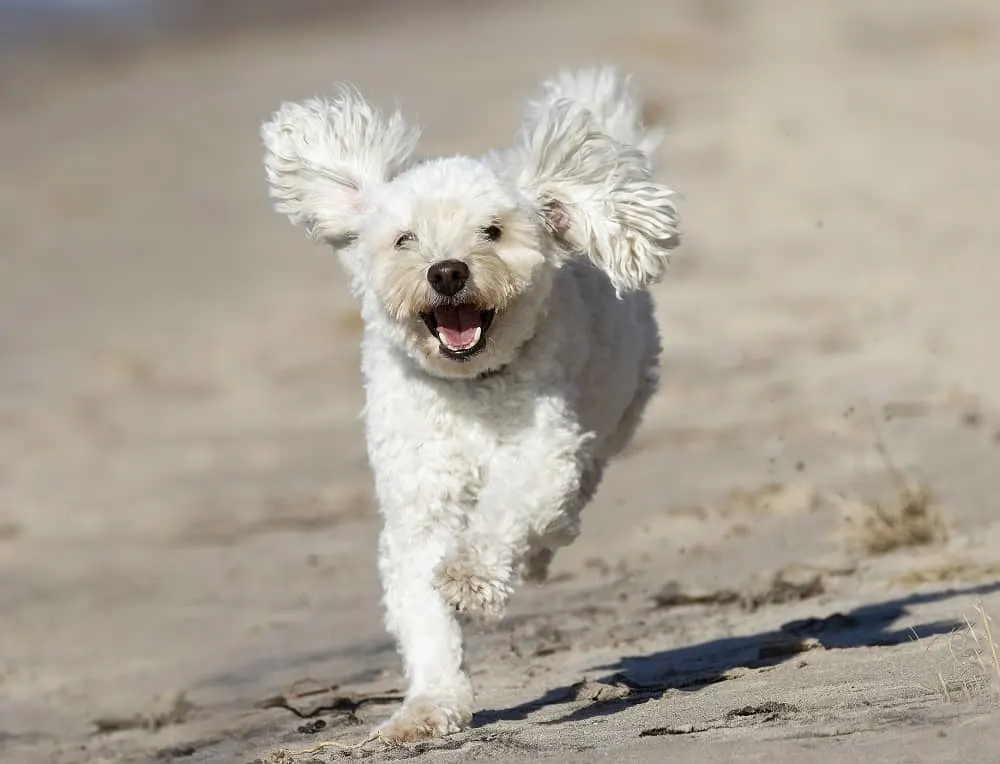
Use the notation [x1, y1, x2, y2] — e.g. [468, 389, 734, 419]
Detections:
[434, 411, 586, 618]
[375, 518, 473, 742]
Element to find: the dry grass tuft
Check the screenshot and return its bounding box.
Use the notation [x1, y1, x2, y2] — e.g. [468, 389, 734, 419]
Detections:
[92, 691, 193, 734]
[836, 485, 947, 556]
[834, 422, 947, 556]
[892, 562, 1000, 587]
[967, 601, 1000, 703]
[916, 602, 1000, 705]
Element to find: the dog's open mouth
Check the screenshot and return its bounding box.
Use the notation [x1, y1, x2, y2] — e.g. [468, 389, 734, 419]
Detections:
[421, 305, 495, 359]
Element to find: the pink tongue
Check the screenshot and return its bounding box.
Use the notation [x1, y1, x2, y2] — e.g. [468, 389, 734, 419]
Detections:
[434, 305, 482, 349]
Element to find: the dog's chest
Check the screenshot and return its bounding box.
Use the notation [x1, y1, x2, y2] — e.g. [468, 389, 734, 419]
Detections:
[414, 375, 530, 452]
[366, 367, 536, 474]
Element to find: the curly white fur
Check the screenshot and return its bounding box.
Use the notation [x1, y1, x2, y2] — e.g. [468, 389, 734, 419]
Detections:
[261, 66, 680, 742]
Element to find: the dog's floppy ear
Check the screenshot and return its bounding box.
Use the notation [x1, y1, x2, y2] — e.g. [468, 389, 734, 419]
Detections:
[261, 86, 419, 246]
[525, 67, 664, 171]
[513, 98, 679, 294]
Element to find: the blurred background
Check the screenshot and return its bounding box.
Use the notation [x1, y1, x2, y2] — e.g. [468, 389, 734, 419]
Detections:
[2, 1, 1000, 762]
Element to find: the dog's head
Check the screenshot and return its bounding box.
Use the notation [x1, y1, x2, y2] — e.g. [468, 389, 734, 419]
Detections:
[261, 71, 679, 379]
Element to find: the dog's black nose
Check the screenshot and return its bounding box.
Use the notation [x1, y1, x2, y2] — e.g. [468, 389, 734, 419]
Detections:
[427, 260, 470, 297]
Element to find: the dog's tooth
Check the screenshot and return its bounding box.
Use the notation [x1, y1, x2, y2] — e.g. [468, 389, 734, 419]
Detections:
[472, 327, 482, 345]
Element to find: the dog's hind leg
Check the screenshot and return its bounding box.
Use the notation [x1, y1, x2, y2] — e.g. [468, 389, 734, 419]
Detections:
[520, 464, 603, 583]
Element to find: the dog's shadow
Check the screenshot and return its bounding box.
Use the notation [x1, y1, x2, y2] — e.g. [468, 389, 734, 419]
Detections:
[475, 580, 1000, 727]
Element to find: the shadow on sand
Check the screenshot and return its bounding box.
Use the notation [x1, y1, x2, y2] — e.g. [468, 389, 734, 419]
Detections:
[477, 580, 1000, 727]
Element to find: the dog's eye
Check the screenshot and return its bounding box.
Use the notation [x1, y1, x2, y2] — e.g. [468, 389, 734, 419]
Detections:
[394, 231, 416, 249]
[481, 224, 503, 242]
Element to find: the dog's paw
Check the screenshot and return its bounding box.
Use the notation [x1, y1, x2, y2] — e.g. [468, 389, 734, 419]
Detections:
[433, 548, 512, 618]
[375, 696, 471, 743]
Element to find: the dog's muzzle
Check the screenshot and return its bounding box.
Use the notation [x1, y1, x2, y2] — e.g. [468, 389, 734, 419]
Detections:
[421, 260, 495, 360]
[421, 305, 496, 360]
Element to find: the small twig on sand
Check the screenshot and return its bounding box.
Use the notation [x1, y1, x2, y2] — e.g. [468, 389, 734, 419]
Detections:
[279, 731, 384, 758]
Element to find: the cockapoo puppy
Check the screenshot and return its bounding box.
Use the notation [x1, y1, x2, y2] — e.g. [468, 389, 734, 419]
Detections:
[261, 67, 680, 742]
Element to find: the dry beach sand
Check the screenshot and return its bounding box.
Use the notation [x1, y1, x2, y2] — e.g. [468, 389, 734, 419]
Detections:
[2, 0, 1000, 762]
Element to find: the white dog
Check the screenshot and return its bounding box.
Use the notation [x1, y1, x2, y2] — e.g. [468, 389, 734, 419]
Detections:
[261, 67, 680, 742]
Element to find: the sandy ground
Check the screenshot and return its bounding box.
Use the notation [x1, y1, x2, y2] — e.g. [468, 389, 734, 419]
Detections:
[2, 0, 1000, 762]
